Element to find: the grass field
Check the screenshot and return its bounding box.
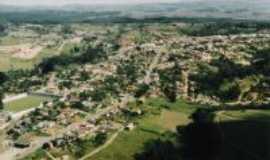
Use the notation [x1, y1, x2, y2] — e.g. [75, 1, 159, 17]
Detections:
[0, 55, 34, 72]
[142, 98, 199, 114]
[0, 36, 29, 46]
[4, 95, 51, 113]
[87, 99, 193, 160]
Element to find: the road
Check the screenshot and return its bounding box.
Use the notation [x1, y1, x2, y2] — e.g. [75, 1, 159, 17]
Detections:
[0, 93, 133, 160]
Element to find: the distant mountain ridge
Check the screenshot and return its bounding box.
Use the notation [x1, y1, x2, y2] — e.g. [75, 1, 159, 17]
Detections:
[0, 0, 270, 22]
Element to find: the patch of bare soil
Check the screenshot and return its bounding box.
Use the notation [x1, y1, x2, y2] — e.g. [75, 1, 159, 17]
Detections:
[12, 45, 43, 60]
[0, 44, 43, 60]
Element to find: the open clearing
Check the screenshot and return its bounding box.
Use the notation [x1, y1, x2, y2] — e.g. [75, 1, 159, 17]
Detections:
[0, 45, 63, 72]
[0, 25, 83, 72]
[0, 40, 81, 71]
[4, 95, 51, 113]
[0, 44, 43, 59]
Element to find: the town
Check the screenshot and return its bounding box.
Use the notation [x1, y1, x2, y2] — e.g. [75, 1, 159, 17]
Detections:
[1, 1, 270, 160]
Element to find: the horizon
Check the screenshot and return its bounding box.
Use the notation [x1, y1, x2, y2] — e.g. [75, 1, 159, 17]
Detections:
[0, 0, 200, 6]
[0, 0, 266, 8]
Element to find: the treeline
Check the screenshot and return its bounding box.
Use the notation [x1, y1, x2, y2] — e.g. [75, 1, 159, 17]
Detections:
[178, 21, 270, 36]
[0, 10, 121, 24]
[1, 8, 270, 27]
[0, 18, 8, 36]
[37, 45, 106, 74]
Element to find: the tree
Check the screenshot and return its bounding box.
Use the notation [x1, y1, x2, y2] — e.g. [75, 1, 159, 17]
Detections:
[251, 48, 270, 76]
[71, 101, 89, 112]
[159, 62, 181, 102]
[117, 60, 140, 85]
[0, 72, 7, 85]
[135, 83, 150, 98]
[89, 88, 106, 102]
[79, 70, 90, 81]
[61, 25, 73, 35]
[0, 92, 3, 110]
[93, 133, 107, 147]
[0, 19, 7, 36]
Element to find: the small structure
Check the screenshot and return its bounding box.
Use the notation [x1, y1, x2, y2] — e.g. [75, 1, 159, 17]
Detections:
[125, 123, 135, 131]
[14, 139, 31, 148]
[0, 112, 11, 124]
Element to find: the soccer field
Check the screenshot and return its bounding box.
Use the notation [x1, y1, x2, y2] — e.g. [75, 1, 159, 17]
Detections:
[4, 95, 51, 113]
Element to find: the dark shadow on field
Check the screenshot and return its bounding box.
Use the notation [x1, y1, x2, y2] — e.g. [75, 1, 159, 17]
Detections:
[219, 114, 270, 160]
[134, 138, 180, 160]
[134, 109, 270, 160]
[135, 109, 223, 160]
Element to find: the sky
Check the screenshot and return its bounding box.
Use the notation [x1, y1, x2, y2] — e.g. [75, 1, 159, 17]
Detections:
[0, 0, 197, 6]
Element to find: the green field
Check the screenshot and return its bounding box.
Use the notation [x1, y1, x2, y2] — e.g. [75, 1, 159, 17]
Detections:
[87, 99, 193, 160]
[4, 95, 51, 113]
[0, 55, 34, 72]
[88, 111, 189, 160]
[0, 36, 29, 46]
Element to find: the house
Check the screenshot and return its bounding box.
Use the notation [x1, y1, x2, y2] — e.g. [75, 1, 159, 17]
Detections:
[14, 138, 31, 148]
[125, 123, 135, 131]
[0, 112, 11, 125]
